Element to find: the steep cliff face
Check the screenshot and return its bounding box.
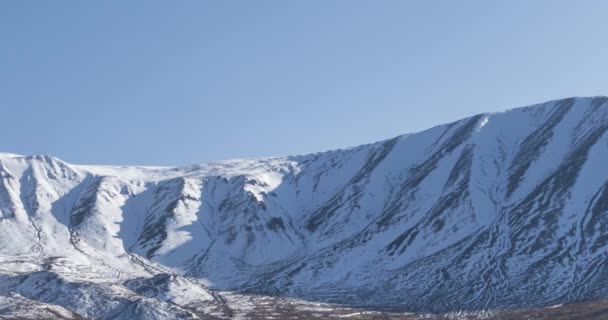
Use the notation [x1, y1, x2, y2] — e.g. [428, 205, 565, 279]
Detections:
[2, 97, 608, 318]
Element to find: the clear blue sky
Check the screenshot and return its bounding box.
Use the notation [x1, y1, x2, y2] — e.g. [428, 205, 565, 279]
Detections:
[2, 1, 607, 166]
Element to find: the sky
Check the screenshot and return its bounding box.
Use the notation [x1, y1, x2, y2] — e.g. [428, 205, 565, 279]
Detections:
[1, 1, 608, 166]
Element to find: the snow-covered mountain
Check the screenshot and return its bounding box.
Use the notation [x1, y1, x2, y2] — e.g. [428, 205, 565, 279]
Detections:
[2, 96, 608, 319]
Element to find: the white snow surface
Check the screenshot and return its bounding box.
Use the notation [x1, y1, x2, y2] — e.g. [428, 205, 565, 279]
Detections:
[2, 96, 608, 318]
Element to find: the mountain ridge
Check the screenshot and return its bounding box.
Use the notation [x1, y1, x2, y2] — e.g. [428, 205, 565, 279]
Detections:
[2, 96, 608, 319]
[5, 96, 605, 167]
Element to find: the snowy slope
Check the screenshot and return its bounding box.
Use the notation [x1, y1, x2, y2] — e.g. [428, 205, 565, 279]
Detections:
[1, 96, 608, 318]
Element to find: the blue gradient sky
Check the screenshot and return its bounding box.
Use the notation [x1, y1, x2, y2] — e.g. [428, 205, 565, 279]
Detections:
[2, 1, 607, 166]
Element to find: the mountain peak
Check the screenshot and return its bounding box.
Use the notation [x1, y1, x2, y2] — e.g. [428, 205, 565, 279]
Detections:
[2, 96, 608, 318]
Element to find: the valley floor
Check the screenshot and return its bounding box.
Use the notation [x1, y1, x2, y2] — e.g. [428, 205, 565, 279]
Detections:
[3, 292, 608, 320]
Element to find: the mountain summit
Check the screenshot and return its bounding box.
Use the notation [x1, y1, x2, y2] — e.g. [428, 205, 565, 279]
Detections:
[2, 96, 608, 319]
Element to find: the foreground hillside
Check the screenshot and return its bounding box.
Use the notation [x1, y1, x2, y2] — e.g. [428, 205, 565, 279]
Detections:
[1, 96, 608, 319]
